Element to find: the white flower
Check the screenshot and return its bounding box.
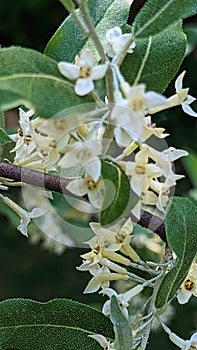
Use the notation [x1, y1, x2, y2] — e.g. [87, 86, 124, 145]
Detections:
[66, 173, 104, 209]
[125, 84, 167, 112]
[58, 140, 102, 182]
[9, 108, 60, 170]
[58, 50, 108, 96]
[175, 71, 197, 117]
[124, 147, 162, 196]
[83, 265, 111, 293]
[101, 285, 144, 318]
[83, 266, 128, 294]
[105, 26, 135, 58]
[143, 115, 169, 141]
[0, 194, 46, 236]
[148, 71, 197, 116]
[177, 262, 197, 304]
[111, 105, 144, 146]
[82, 219, 140, 264]
[111, 85, 167, 145]
[89, 334, 116, 350]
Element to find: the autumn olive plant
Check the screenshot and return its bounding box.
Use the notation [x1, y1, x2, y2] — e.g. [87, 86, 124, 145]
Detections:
[0, 0, 197, 349]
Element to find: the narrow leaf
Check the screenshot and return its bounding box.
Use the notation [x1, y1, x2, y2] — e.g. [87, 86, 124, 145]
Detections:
[132, 0, 197, 38]
[155, 197, 197, 308]
[110, 296, 133, 350]
[0, 74, 92, 117]
[100, 160, 139, 226]
[0, 298, 114, 350]
[122, 20, 186, 92]
[45, 0, 130, 62]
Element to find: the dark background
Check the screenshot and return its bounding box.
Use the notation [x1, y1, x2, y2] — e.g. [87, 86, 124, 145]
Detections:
[0, 1, 197, 348]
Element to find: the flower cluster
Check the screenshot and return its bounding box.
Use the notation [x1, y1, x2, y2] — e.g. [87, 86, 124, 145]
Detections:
[9, 108, 60, 171]
[77, 218, 141, 294]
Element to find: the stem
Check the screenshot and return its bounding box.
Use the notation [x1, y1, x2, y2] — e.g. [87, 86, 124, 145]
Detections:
[79, 1, 107, 63]
[139, 263, 168, 350]
[0, 161, 167, 242]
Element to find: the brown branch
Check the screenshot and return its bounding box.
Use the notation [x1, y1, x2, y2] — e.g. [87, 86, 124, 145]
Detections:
[0, 161, 166, 242]
[0, 161, 83, 200]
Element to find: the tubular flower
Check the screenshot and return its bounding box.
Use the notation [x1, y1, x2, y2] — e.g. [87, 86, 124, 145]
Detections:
[86, 219, 140, 262]
[148, 71, 197, 117]
[174, 71, 197, 117]
[58, 50, 108, 96]
[0, 194, 46, 237]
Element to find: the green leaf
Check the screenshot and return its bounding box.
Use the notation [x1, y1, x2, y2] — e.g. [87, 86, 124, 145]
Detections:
[0, 128, 13, 161]
[0, 74, 92, 117]
[110, 296, 133, 350]
[0, 46, 62, 78]
[0, 298, 114, 350]
[100, 160, 139, 226]
[121, 20, 186, 92]
[0, 110, 5, 129]
[45, 0, 130, 62]
[132, 0, 197, 38]
[155, 197, 197, 308]
[184, 25, 197, 56]
[0, 90, 28, 112]
[0, 47, 92, 116]
[0, 128, 12, 145]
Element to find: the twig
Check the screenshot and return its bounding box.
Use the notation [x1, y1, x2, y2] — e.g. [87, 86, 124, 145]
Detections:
[0, 161, 166, 241]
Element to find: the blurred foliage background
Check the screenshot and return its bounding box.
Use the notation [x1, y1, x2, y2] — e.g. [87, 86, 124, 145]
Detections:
[0, 1, 197, 349]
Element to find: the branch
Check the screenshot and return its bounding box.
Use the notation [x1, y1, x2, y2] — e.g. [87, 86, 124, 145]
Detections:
[0, 161, 81, 200]
[0, 161, 166, 242]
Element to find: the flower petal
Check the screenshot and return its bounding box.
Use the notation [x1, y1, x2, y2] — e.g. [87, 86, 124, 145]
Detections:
[114, 127, 131, 147]
[145, 91, 167, 108]
[175, 71, 186, 91]
[17, 218, 30, 237]
[177, 287, 191, 304]
[30, 207, 47, 218]
[79, 50, 94, 67]
[182, 101, 197, 117]
[85, 157, 101, 182]
[58, 62, 79, 80]
[75, 78, 94, 96]
[66, 178, 87, 196]
[88, 189, 103, 209]
[91, 64, 108, 80]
